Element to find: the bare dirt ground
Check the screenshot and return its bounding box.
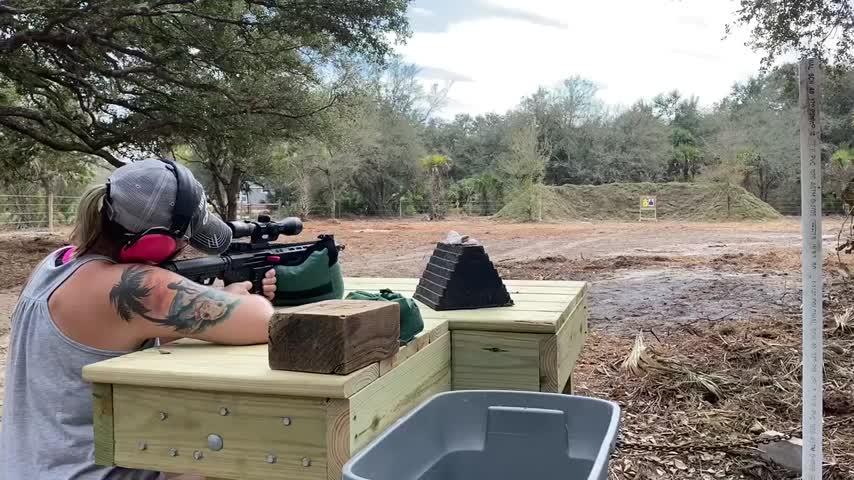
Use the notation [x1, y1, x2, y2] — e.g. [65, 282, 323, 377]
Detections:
[1, 217, 853, 478]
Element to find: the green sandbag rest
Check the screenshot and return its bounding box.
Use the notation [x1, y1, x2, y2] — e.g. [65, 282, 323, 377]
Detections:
[273, 249, 345, 306]
[345, 289, 425, 343]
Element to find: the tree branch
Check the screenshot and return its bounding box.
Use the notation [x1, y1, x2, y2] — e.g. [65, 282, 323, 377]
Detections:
[0, 119, 123, 167]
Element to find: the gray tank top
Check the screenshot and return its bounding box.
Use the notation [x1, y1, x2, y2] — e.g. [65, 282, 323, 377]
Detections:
[0, 247, 161, 480]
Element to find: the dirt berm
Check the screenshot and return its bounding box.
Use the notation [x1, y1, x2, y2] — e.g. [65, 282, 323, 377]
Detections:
[494, 182, 783, 222]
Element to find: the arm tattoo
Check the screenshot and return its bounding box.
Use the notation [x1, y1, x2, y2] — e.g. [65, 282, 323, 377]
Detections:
[109, 265, 241, 334]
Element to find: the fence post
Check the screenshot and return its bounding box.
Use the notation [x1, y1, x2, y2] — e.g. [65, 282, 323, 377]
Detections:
[48, 192, 54, 232]
[799, 56, 822, 479]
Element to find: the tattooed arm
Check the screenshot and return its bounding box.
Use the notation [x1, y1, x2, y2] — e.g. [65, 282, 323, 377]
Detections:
[107, 264, 274, 345]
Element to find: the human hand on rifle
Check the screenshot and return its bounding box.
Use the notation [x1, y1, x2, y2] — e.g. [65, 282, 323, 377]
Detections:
[222, 268, 277, 302]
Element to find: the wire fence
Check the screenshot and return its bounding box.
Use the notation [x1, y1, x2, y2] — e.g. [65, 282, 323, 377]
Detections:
[269, 200, 504, 220]
[0, 195, 849, 232]
[272, 199, 852, 220]
[767, 199, 849, 216]
[0, 194, 82, 231]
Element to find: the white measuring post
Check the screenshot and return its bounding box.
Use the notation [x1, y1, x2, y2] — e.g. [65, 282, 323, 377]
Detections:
[799, 57, 823, 479]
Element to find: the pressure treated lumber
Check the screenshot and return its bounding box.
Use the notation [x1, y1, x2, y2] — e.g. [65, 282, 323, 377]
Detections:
[348, 333, 451, 454]
[269, 300, 400, 374]
[92, 383, 115, 466]
[539, 297, 588, 393]
[112, 385, 328, 480]
[82, 345, 381, 398]
[452, 330, 545, 391]
[325, 399, 350, 480]
[343, 277, 587, 333]
[557, 296, 588, 389]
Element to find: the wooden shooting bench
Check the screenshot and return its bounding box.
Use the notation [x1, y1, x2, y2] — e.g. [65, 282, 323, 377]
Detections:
[82, 277, 588, 480]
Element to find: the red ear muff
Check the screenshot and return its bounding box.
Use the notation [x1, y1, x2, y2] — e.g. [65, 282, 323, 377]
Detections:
[118, 233, 179, 264]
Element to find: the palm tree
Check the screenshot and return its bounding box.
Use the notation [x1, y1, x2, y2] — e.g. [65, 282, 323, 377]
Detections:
[109, 266, 161, 322]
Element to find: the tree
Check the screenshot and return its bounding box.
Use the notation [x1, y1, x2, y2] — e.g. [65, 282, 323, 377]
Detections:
[518, 76, 605, 185]
[668, 128, 703, 181]
[421, 154, 450, 220]
[727, 0, 854, 66]
[471, 173, 503, 215]
[369, 59, 454, 125]
[0, 132, 99, 226]
[699, 152, 751, 217]
[345, 98, 425, 215]
[651, 91, 711, 183]
[595, 101, 671, 182]
[422, 113, 511, 180]
[830, 145, 854, 206]
[652, 90, 682, 121]
[273, 144, 316, 220]
[0, 85, 99, 225]
[177, 134, 279, 221]
[261, 135, 355, 220]
[0, 0, 411, 166]
[498, 118, 549, 221]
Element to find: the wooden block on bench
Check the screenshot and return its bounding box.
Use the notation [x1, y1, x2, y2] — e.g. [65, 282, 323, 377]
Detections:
[269, 300, 400, 375]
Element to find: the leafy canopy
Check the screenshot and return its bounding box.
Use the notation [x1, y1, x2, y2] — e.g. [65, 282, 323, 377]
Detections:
[0, 0, 411, 166]
[727, 0, 854, 66]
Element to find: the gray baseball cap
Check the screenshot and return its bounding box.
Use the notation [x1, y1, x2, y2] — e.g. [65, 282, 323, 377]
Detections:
[105, 159, 232, 254]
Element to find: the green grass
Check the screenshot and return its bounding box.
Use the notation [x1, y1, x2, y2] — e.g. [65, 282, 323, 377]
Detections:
[494, 182, 783, 222]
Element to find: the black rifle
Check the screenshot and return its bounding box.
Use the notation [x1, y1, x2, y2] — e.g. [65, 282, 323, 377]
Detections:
[160, 215, 343, 302]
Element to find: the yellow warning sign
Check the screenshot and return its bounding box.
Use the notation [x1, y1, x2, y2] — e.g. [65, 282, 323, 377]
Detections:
[639, 196, 657, 221]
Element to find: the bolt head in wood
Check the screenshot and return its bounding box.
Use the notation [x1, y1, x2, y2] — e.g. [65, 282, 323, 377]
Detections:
[193, 450, 203, 461]
[282, 416, 292, 426]
[169, 448, 178, 457]
[302, 457, 312, 467]
[137, 441, 147, 451]
[219, 407, 229, 416]
[266, 454, 277, 464]
[159, 411, 168, 421]
[207, 434, 224, 451]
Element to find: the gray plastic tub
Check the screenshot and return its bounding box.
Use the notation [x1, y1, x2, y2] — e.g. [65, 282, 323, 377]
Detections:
[342, 390, 621, 480]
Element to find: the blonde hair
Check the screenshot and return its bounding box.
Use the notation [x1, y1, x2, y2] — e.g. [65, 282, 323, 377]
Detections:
[70, 184, 108, 257]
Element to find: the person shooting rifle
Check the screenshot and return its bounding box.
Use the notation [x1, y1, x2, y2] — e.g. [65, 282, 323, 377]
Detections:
[0, 159, 280, 480]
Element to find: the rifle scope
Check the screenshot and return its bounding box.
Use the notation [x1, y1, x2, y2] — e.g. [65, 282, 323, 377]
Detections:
[228, 215, 303, 243]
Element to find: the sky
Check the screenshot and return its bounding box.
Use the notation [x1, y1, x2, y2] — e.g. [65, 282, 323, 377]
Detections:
[394, 0, 768, 119]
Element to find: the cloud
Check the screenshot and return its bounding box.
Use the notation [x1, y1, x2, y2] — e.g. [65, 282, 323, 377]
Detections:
[398, 0, 765, 119]
[670, 48, 723, 63]
[676, 14, 710, 29]
[408, 0, 567, 33]
[410, 6, 435, 17]
[416, 65, 474, 83]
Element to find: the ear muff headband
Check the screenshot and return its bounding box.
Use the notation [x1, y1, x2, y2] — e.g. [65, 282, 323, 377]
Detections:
[162, 158, 198, 239]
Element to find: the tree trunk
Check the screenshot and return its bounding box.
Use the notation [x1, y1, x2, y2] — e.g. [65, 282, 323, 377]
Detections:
[203, 154, 230, 220]
[429, 167, 446, 220]
[320, 167, 336, 219]
[329, 177, 337, 219]
[322, 147, 337, 219]
[210, 178, 227, 219]
[299, 174, 311, 220]
[224, 168, 243, 221]
[40, 177, 52, 228]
